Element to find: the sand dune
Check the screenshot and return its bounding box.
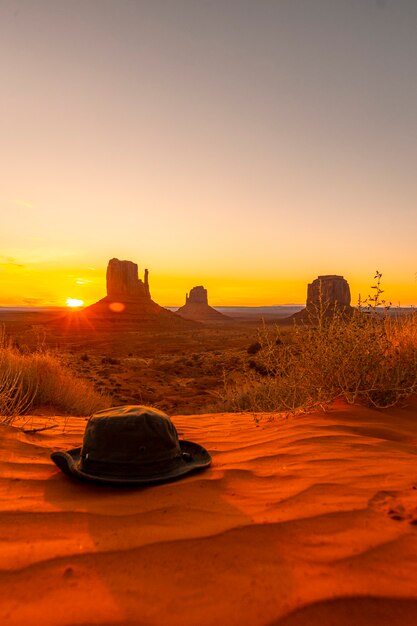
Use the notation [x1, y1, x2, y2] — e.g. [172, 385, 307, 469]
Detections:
[1, 399, 417, 625]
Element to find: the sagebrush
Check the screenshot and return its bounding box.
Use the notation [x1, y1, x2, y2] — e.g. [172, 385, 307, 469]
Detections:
[0, 330, 110, 424]
[219, 275, 417, 414]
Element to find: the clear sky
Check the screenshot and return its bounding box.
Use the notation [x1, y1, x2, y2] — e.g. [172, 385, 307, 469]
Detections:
[1, 0, 416, 307]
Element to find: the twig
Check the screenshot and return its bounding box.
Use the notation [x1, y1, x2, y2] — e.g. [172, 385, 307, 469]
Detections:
[23, 424, 58, 434]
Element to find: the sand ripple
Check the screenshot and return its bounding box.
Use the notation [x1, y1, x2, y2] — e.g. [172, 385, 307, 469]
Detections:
[1, 400, 417, 625]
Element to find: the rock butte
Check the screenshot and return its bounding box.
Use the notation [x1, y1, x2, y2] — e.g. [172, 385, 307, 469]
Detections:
[80, 258, 196, 327]
[293, 274, 354, 320]
[176, 286, 230, 322]
[106, 257, 151, 302]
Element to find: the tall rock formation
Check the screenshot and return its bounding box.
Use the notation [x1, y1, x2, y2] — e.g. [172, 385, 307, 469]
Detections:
[307, 275, 351, 310]
[293, 275, 353, 320]
[106, 258, 150, 301]
[81, 258, 196, 327]
[176, 286, 230, 322]
[185, 286, 208, 305]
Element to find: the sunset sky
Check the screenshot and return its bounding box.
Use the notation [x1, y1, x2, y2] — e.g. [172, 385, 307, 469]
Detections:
[1, 0, 417, 307]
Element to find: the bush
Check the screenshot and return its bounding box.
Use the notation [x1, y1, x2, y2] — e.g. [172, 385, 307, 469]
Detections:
[247, 341, 262, 355]
[219, 274, 417, 414]
[0, 330, 110, 424]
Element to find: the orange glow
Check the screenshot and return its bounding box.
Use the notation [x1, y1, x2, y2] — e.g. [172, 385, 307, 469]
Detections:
[0, 264, 416, 308]
[66, 298, 84, 308]
[108, 302, 125, 313]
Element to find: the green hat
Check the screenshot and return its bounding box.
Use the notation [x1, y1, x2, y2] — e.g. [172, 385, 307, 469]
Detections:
[51, 405, 211, 486]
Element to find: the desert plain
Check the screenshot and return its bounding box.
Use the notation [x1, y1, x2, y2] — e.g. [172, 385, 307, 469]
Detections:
[0, 306, 289, 415]
[1, 305, 417, 625]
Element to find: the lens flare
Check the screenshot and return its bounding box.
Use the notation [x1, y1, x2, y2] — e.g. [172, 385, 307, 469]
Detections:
[108, 302, 125, 313]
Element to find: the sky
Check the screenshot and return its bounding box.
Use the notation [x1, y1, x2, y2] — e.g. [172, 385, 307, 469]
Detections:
[1, 0, 417, 307]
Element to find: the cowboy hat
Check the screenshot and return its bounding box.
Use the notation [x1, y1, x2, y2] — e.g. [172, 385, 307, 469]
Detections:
[50, 405, 211, 485]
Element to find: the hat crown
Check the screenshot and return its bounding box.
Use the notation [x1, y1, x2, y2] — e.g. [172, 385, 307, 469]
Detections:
[80, 406, 182, 475]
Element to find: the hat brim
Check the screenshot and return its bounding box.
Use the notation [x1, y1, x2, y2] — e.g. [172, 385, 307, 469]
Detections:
[50, 439, 211, 486]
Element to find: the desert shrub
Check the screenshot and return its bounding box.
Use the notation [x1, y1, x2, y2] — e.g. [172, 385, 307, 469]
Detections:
[219, 274, 417, 414]
[0, 329, 110, 424]
[247, 341, 262, 355]
[101, 356, 120, 365]
[0, 347, 37, 421]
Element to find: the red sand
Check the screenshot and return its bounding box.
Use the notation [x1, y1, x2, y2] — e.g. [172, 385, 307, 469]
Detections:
[1, 400, 417, 625]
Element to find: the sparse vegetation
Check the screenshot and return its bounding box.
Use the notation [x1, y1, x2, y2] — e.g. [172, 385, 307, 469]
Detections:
[101, 356, 121, 365]
[219, 273, 417, 414]
[0, 329, 110, 424]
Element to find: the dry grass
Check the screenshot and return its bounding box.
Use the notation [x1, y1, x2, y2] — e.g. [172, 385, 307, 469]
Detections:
[219, 288, 417, 415]
[0, 330, 110, 424]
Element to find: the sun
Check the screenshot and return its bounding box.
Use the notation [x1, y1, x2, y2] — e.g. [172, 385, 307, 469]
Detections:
[66, 298, 84, 308]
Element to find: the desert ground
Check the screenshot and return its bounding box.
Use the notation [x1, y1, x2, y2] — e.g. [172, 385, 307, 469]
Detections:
[1, 398, 417, 625]
[2, 306, 417, 625]
[0, 308, 293, 414]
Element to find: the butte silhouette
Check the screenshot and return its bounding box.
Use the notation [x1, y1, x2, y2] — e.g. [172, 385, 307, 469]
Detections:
[73, 258, 196, 328]
[293, 275, 354, 320]
[176, 286, 230, 322]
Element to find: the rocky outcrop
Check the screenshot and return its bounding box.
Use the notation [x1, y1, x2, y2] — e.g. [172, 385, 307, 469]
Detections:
[293, 275, 353, 320]
[81, 258, 196, 328]
[307, 275, 351, 310]
[176, 286, 230, 322]
[106, 258, 150, 301]
[185, 286, 208, 306]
